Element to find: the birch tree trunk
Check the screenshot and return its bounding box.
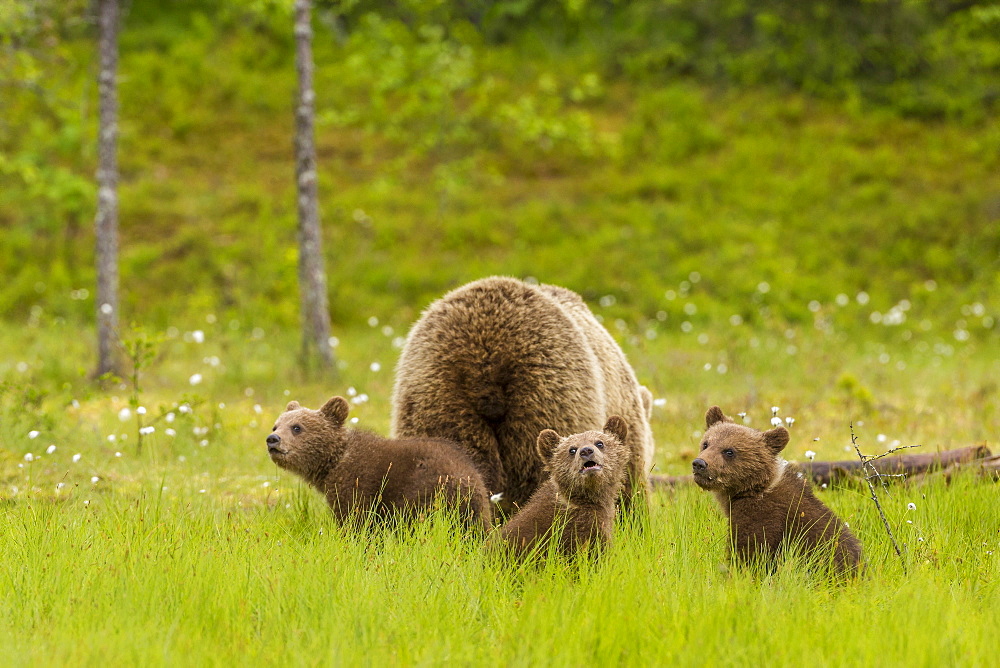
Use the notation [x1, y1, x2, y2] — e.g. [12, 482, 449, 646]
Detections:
[95, 0, 120, 377]
[294, 0, 335, 372]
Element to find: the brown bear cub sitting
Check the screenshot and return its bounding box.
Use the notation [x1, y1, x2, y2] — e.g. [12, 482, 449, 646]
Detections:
[267, 396, 492, 530]
[692, 406, 862, 575]
[500, 417, 630, 559]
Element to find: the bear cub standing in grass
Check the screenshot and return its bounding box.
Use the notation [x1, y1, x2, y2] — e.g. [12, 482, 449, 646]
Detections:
[500, 417, 629, 559]
[267, 396, 492, 530]
[692, 406, 862, 575]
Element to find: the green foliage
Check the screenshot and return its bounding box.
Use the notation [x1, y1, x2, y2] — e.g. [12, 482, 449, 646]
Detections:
[1, 1, 998, 338]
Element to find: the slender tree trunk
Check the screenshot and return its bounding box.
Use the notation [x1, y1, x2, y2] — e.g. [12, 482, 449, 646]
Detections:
[95, 0, 120, 377]
[294, 0, 335, 372]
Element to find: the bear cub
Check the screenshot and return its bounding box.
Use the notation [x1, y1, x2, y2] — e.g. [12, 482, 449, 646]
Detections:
[267, 396, 491, 530]
[500, 417, 630, 559]
[692, 406, 862, 575]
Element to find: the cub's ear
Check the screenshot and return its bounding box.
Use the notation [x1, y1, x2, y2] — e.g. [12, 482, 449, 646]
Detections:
[764, 426, 790, 454]
[705, 406, 732, 428]
[603, 416, 629, 443]
[536, 429, 562, 463]
[319, 396, 350, 426]
[285, 401, 301, 411]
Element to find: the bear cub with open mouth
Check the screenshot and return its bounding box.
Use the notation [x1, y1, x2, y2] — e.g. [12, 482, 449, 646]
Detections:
[267, 396, 491, 530]
[500, 416, 629, 559]
[692, 406, 862, 575]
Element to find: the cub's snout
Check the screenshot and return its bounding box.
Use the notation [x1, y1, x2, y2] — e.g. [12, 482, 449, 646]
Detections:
[266, 432, 286, 456]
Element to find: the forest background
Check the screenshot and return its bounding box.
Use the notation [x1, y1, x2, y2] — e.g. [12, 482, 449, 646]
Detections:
[1, 0, 999, 664]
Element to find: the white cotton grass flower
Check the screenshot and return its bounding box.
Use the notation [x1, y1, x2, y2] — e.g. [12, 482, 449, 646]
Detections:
[179, 404, 191, 414]
[139, 426, 155, 435]
[46, 444, 56, 454]
[805, 450, 816, 460]
[350, 417, 359, 424]
[23, 453, 34, 462]
[118, 407, 132, 421]
[908, 502, 917, 511]
[189, 373, 203, 386]
[369, 362, 381, 373]
[785, 417, 795, 427]
[653, 398, 667, 408]
[107, 434, 116, 442]
[770, 416, 783, 427]
[115, 452, 122, 457]
[28, 430, 40, 439]
[72, 453, 82, 463]
[166, 412, 175, 422]
[191, 330, 205, 344]
[347, 387, 357, 397]
[771, 406, 780, 416]
[165, 428, 176, 437]
[91, 476, 99, 484]
[136, 406, 147, 415]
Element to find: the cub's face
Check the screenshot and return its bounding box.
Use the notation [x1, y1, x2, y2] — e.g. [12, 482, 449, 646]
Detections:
[265, 396, 350, 477]
[691, 406, 789, 496]
[537, 416, 630, 501]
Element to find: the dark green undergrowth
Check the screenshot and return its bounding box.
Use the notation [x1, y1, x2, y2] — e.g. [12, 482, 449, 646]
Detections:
[2, 1, 998, 336]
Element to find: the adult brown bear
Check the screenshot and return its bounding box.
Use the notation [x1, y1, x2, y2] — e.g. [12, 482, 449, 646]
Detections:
[391, 276, 654, 514]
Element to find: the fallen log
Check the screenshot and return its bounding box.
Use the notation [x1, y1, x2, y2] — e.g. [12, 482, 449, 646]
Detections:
[800, 444, 992, 487]
[649, 444, 994, 490]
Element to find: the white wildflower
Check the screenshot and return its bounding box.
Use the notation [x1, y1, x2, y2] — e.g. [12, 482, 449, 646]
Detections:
[805, 450, 816, 460]
[118, 407, 132, 421]
[28, 430, 40, 439]
[46, 444, 56, 454]
[189, 373, 203, 386]
[72, 453, 81, 463]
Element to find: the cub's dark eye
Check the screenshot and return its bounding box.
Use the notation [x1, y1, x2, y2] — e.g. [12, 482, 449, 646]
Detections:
[292, 425, 302, 434]
[271, 426, 277, 432]
[569, 447, 577, 455]
[723, 448, 735, 459]
[595, 441, 604, 449]
[700, 441, 709, 451]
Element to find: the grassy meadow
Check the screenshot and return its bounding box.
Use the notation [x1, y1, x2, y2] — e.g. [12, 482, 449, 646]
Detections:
[2, 2, 1000, 665]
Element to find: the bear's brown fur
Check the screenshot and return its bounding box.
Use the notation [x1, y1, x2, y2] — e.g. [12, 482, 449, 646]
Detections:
[391, 276, 654, 514]
[267, 396, 491, 530]
[692, 406, 862, 575]
[499, 416, 630, 559]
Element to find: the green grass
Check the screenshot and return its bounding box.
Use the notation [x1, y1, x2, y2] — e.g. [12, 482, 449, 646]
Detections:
[2, 466, 997, 665]
[1, 322, 998, 665]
